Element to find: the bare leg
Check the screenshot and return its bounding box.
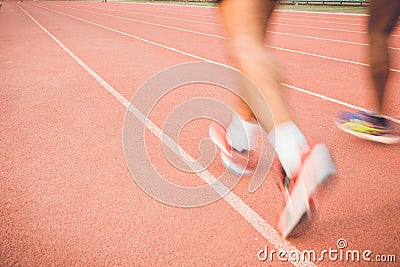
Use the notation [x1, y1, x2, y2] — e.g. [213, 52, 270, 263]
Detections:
[215, 1, 336, 237]
[335, 0, 400, 144]
[219, 0, 291, 132]
[219, 0, 312, 179]
[368, 0, 400, 114]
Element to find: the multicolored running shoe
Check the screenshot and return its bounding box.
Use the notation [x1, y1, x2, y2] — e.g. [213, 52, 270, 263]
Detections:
[335, 110, 400, 144]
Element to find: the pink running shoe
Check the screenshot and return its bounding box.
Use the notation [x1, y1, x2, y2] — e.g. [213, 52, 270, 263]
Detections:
[277, 144, 336, 237]
[209, 122, 254, 176]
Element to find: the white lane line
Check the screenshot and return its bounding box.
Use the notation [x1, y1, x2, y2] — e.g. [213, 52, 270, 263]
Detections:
[275, 9, 367, 17]
[275, 16, 364, 27]
[270, 30, 367, 46]
[32, 3, 400, 123]
[125, 1, 217, 9]
[271, 21, 367, 34]
[106, 4, 217, 19]
[283, 84, 400, 124]
[270, 31, 399, 52]
[45, 3, 400, 70]
[19, 4, 317, 267]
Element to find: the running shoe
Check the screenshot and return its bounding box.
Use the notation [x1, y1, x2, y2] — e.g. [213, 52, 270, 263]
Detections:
[277, 144, 336, 237]
[209, 122, 254, 176]
[335, 110, 400, 144]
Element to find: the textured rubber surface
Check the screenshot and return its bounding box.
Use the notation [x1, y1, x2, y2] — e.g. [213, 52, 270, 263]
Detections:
[1, 1, 399, 266]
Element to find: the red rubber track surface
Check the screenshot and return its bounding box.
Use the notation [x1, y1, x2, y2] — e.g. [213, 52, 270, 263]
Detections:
[1, 1, 399, 266]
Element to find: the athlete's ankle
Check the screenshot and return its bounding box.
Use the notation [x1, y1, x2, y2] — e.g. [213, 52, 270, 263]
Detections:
[268, 121, 309, 179]
[226, 113, 259, 152]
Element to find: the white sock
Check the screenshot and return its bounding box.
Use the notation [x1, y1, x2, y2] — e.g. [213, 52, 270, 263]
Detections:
[268, 121, 309, 179]
[226, 114, 259, 152]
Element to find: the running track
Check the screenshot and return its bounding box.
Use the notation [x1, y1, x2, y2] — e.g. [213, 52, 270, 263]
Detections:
[1, 1, 399, 266]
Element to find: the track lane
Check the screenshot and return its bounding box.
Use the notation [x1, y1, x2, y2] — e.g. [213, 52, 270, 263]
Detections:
[26, 0, 398, 255]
